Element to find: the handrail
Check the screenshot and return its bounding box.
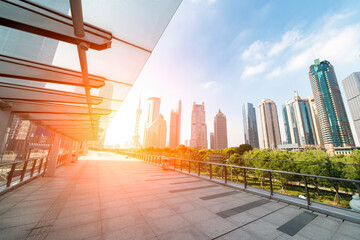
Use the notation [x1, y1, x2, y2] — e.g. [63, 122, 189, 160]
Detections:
[123, 152, 360, 207]
[0, 157, 42, 167]
[132, 154, 360, 184]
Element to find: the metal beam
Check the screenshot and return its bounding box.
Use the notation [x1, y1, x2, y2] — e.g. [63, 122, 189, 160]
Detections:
[0, 54, 105, 88]
[0, 82, 102, 105]
[0, 0, 112, 50]
[5, 100, 112, 115]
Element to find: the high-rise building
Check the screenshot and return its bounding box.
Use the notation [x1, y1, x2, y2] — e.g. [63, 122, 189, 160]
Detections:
[309, 59, 354, 149]
[214, 109, 228, 149]
[258, 99, 282, 149]
[210, 132, 214, 149]
[243, 103, 259, 148]
[190, 102, 207, 149]
[342, 72, 360, 143]
[169, 100, 181, 148]
[143, 97, 167, 148]
[132, 97, 142, 148]
[282, 91, 321, 147]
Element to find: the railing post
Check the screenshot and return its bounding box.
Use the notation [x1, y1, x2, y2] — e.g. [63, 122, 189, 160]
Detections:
[30, 159, 37, 177]
[188, 161, 191, 174]
[224, 166, 227, 184]
[210, 164, 212, 179]
[269, 172, 273, 197]
[243, 168, 247, 189]
[180, 160, 183, 172]
[356, 183, 360, 197]
[20, 161, 28, 181]
[198, 162, 200, 176]
[6, 163, 17, 187]
[38, 158, 44, 173]
[303, 176, 311, 208]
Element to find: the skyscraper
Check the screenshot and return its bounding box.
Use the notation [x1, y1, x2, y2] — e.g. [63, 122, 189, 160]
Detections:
[214, 109, 228, 149]
[258, 99, 282, 149]
[342, 72, 360, 143]
[282, 91, 320, 147]
[210, 132, 214, 149]
[132, 97, 142, 148]
[143, 97, 167, 148]
[169, 100, 181, 148]
[190, 102, 207, 149]
[243, 103, 259, 148]
[309, 59, 354, 149]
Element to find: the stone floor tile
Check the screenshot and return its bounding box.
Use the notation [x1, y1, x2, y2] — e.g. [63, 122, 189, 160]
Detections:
[194, 216, 237, 238]
[147, 215, 190, 235]
[157, 226, 210, 240]
[103, 223, 155, 240]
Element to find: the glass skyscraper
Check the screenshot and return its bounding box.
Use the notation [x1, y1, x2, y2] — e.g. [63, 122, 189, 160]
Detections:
[309, 59, 354, 149]
[282, 92, 320, 147]
[242, 103, 259, 148]
[342, 72, 360, 143]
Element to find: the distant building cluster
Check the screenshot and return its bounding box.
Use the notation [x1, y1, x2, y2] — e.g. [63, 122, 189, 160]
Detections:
[243, 58, 359, 155]
[132, 59, 360, 154]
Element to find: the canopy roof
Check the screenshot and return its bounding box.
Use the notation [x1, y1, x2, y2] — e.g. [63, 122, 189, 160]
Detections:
[0, 0, 182, 142]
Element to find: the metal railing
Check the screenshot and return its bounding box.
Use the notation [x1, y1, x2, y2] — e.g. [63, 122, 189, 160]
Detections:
[124, 152, 360, 223]
[0, 152, 68, 194]
[0, 157, 47, 193]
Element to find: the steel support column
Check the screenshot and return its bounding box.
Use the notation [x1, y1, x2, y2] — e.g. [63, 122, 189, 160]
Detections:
[44, 132, 61, 177]
[66, 140, 74, 165]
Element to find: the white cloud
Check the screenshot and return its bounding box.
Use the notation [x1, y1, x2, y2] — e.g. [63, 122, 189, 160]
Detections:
[241, 40, 265, 61]
[268, 30, 300, 56]
[266, 67, 282, 79]
[241, 62, 267, 79]
[201, 81, 216, 88]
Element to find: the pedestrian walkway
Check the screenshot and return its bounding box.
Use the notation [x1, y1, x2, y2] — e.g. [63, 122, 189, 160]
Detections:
[0, 151, 359, 240]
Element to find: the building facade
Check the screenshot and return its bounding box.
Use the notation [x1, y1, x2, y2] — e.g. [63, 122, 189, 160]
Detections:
[169, 100, 181, 148]
[342, 72, 360, 143]
[282, 91, 321, 147]
[190, 102, 207, 149]
[242, 103, 259, 148]
[258, 99, 282, 149]
[143, 97, 167, 148]
[214, 109, 228, 149]
[309, 59, 354, 149]
[210, 132, 214, 149]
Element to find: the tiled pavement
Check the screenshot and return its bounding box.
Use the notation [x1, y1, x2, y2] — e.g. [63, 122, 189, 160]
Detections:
[0, 151, 359, 240]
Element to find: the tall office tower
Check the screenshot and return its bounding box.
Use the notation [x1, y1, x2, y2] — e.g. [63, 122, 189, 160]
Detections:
[190, 102, 208, 149]
[342, 72, 360, 143]
[309, 99, 324, 147]
[214, 109, 228, 149]
[132, 97, 142, 148]
[169, 100, 181, 148]
[309, 59, 354, 149]
[282, 91, 319, 146]
[258, 99, 282, 149]
[0, 0, 69, 88]
[143, 97, 167, 148]
[210, 132, 214, 149]
[242, 103, 259, 148]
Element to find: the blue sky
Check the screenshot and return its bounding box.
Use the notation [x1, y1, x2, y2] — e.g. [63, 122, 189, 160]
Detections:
[106, 0, 360, 147]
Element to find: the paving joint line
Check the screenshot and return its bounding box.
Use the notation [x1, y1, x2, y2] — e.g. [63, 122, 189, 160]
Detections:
[212, 203, 289, 240]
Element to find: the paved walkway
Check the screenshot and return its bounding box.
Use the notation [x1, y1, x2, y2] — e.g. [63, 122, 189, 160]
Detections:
[0, 151, 359, 240]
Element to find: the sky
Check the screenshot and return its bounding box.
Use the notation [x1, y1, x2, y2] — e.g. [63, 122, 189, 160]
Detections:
[105, 0, 360, 148]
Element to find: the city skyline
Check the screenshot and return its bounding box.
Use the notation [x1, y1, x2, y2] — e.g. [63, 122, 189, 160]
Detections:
[105, 0, 360, 148]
